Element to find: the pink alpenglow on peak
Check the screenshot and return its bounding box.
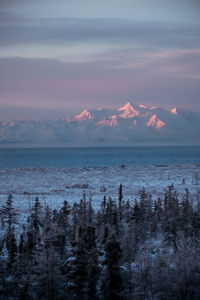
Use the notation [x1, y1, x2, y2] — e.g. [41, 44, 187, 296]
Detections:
[139, 104, 148, 108]
[171, 107, 178, 115]
[146, 114, 166, 129]
[147, 114, 157, 127]
[118, 102, 140, 118]
[97, 115, 118, 127]
[156, 119, 166, 129]
[74, 109, 93, 121]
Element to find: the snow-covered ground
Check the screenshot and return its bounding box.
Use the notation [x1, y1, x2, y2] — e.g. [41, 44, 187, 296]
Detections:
[0, 164, 200, 215]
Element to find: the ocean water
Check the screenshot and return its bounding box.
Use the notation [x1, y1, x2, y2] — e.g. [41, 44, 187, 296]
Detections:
[0, 146, 200, 170]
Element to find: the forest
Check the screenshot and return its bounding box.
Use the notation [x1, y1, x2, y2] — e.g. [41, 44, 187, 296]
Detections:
[0, 184, 200, 299]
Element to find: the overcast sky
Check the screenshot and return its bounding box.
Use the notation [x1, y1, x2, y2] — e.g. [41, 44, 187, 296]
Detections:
[0, 0, 200, 119]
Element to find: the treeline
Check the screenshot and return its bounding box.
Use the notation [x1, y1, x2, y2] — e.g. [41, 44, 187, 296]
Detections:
[0, 185, 200, 299]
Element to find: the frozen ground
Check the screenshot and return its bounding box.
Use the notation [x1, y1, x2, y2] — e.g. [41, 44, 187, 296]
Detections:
[0, 164, 200, 216]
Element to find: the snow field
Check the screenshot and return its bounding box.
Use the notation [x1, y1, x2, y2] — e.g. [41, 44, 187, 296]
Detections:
[0, 164, 200, 216]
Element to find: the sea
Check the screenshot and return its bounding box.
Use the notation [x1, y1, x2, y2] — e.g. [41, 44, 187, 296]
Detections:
[0, 146, 200, 170]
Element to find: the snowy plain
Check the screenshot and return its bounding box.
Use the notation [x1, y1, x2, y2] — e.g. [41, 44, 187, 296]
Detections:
[0, 164, 200, 218]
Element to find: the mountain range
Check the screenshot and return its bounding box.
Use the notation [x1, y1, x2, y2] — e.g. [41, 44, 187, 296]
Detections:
[1, 102, 200, 146]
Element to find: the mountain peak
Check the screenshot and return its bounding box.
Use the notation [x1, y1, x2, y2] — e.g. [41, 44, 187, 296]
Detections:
[146, 114, 166, 129]
[74, 109, 93, 121]
[118, 102, 140, 118]
[171, 107, 178, 115]
[118, 101, 133, 111]
[1, 103, 200, 145]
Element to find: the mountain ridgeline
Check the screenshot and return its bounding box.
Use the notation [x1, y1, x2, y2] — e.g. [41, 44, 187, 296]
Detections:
[1, 102, 200, 146]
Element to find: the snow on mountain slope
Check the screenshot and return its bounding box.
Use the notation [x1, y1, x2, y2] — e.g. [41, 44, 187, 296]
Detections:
[118, 102, 140, 118]
[146, 114, 166, 129]
[171, 107, 178, 115]
[97, 115, 118, 127]
[139, 104, 148, 109]
[74, 109, 93, 121]
[0, 101, 200, 146]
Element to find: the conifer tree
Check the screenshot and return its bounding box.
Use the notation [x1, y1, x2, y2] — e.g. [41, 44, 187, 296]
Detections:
[180, 188, 193, 237]
[6, 226, 17, 266]
[59, 200, 71, 231]
[69, 226, 88, 299]
[29, 197, 42, 234]
[0, 195, 18, 267]
[0, 194, 18, 233]
[85, 226, 99, 300]
[1, 185, 200, 299]
[118, 184, 123, 221]
[102, 234, 124, 300]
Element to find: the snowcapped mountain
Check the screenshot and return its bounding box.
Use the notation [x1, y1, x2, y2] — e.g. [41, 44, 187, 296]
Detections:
[97, 115, 118, 127]
[74, 109, 93, 121]
[146, 114, 166, 129]
[171, 107, 178, 115]
[118, 102, 140, 118]
[0, 102, 200, 146]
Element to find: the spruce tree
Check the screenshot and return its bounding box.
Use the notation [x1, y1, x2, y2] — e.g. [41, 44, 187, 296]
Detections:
[69, 226, 88, 299]
[102, 234, 124, 300]
[0, 194, 18, 233]
[0, 195, 18, 267]
[118, 184, 123, 221]
[85, 226, 99, 300]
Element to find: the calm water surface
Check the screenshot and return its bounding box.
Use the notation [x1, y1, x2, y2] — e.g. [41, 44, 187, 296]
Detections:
[0, 146, 200, 169]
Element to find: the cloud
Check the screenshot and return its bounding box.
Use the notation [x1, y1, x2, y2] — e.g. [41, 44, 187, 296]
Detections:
[0, 17, 199, 50]
[112, 49, 200, 74]
[0, 53, 200, 113]
[1, 0, 199, 117]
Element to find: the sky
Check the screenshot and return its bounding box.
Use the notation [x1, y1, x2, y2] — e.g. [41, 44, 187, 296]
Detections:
[0, 0, 200, 120]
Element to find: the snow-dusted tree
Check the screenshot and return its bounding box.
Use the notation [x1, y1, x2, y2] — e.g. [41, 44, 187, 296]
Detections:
[33, 205, 64, 300]
[28, 197, 42, 234]
[58, 200, 71, 231]
[180, 188, 193, 237]
[71, 202, 79, 240]
[6, 226, 17, 266]
[0, 195, 18, 267]
[25, 197, 43, 259]
[118, 184, 123, 221]
[0, 194, 18, 233]
[69, 226, 88, 299]
[105, 197, 114, 225]
[124, 200, 131, 223]
[151, 249, 174, 298]
[132, 248, 153, 299]
[162, 186, 180, 251]
[85, 226, 99, 300]
[101, 234, 124, 300]
[172, 239, 200, 299]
